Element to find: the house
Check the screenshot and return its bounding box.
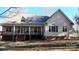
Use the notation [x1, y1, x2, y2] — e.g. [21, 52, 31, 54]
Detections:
[0, 9, 74, 41]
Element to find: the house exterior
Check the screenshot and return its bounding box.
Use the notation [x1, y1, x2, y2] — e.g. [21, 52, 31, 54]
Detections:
[0, 9, 74, 41]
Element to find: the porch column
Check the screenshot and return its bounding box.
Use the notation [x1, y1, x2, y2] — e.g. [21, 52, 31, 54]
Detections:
[29, 26, 31, 40]
[29, 26, 31, 35]
[12, 25, 15, 41]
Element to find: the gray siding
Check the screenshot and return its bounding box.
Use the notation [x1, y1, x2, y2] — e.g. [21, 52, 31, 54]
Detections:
[44, 10, 73, 36]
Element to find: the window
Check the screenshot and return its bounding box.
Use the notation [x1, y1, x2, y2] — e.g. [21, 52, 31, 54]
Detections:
[6, 27, 12, 32]
[30, 27, 41, 34]
[31, 27, 34, 33]
[49, 26, 58, 32]
[49, 26, 52, 32]
[63, 26, 67, 32]
[25, 27, 29, 33]
[34, 27, 38, 33]
[55, 26, 58, 32]
[21, 28, 25, 33]
[21, 19, 25, 22]
[16, 27, 29, 33]
[16, 27, 20, 33]
[21, 17, 26, 22]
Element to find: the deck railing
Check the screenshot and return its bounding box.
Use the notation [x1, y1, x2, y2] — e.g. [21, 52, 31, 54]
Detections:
[1, 31, 42, 35]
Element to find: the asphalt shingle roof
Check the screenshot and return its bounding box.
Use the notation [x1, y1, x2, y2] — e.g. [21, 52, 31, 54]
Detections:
[20, 16, 49, 25]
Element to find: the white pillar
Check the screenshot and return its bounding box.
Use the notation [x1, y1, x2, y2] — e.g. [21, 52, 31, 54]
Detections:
[12, 25, 15, 41]
[13, 25, 15, 34]
[29, 26, 31, 40]
[29, 26, 31, 35]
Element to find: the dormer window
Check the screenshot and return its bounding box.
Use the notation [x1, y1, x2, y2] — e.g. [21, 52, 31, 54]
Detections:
[21, 16, 26, 22]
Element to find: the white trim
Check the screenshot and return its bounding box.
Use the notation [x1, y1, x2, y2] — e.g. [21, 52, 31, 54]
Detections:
[12, 25, 15, 41]
[29, 26, 31, 35]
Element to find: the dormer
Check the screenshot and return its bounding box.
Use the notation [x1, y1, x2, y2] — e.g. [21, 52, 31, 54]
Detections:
[21, 16, 26, 22]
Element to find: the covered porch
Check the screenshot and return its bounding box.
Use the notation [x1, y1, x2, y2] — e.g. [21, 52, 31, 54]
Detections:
[2, 25, 44, 41]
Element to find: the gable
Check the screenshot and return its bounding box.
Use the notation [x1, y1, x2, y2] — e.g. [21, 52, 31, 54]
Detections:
[46, 9, 74, 26]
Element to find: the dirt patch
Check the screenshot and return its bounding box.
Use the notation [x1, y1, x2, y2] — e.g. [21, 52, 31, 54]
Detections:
[1, 39, 79, 51]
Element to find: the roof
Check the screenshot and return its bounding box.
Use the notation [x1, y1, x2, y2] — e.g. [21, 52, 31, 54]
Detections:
[5, 12, 37, 23]
[20, 16, 49, 25]
[3, 12, 49, 25]
[0, 15, 49, 25]
[1, 9, 74, 25]
[11, 16, 49, 25]
[48, 9, 74, 25]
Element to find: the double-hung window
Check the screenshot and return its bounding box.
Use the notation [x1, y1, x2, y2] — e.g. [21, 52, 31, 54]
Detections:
[63, 26, 67, 32]
[49, 26, 58, 32]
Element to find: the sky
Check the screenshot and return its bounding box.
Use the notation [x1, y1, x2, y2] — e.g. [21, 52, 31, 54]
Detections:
[0, 7, 78, 23]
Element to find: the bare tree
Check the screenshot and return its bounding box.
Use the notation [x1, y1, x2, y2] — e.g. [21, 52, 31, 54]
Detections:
[74, 12, 79, 34]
